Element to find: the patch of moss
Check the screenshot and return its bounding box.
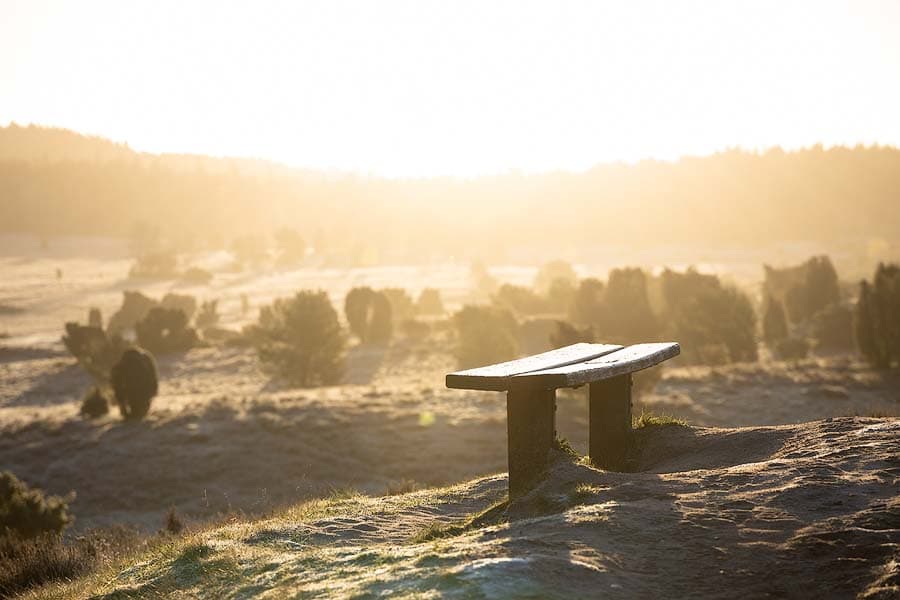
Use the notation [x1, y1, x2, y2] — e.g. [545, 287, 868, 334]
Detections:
[632, 411, 687, 429]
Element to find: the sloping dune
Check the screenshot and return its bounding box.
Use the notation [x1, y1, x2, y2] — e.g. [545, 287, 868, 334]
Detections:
[63, 417, 898, 599]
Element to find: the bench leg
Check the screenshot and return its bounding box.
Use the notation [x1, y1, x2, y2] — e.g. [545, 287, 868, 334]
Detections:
[589, 374, 632, 470]
[506, 386, 556, 497]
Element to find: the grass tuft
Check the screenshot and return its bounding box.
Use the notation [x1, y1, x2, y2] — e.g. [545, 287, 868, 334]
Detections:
[632, 411, 688, 429]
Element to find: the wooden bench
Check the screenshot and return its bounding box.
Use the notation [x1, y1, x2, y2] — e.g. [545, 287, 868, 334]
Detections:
[446, 342, 680, 496]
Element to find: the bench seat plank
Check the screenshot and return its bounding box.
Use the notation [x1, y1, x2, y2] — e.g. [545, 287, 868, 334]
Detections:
[512, 342, 680, 389]
[445, 343, 624, 391]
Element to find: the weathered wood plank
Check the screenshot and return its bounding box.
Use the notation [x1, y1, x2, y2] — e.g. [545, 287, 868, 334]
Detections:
[512, 342, 680, 389]
[590, 374, 632, 471]
[445, 343, 623, 391]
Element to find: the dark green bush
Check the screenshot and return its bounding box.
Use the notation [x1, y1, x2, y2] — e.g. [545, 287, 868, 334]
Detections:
[135, 307, 198, 355]
[811, 303, 854, 352]
[415, 288, 445, 316]
[111, 347, 159, 420]
[249, 290, 346, 386]
[765, 255, 840, 324]
[762, 296, 789, 345]
[855, 263, 900, 368]
[668, 279, 757, 364]
[453, 305, 519, 369]
[344, 287, 393, 344]
[774, 336, 809, 361]
[0, 472, 71, 539]
[80, 386, 110, 419]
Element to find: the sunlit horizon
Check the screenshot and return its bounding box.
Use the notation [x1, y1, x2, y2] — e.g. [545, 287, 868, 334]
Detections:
[3, 0, 900, 177]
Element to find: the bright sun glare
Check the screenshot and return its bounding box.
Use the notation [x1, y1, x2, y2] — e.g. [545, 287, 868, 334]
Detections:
[2, 0, 900, 176]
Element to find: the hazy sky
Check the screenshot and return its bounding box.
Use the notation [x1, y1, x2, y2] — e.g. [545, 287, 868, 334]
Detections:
[2, 0, 899, 176]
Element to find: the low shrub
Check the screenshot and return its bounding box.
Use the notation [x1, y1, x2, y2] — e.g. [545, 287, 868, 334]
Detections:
[569, 278, 604, 326]
[762, 296, 789, 345]
[400, 318, 431, 341]
[111, 347, 159, 420]
[80, 386, 110, 419]
[344, 287, 393, 343]
[248, 290, 346, 387]
[88, 307, 103, 329]
[381, 288, 416, 322]
[453, 305, 518, 369]
[135, 307, 198, 354]
[61, 323, 126, 381]
[0, 471, 72, 539]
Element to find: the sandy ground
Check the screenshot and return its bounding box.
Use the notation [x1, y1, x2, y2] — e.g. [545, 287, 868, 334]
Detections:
[58, 417, 899, 599]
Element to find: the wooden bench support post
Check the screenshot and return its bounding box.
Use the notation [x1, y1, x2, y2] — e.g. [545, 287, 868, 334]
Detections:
[589, 374, 632, 471]
[506, 385, 556, 497]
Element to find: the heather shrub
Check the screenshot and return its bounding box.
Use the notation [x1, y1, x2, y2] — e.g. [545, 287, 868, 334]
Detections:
[493, 284, 550, 316]
[107, 291, 158, 335]
[400, 318, 431, 341]
[774, 336, 809, 361]
[80, 386, 110, 419]
[111, 347, 159, 420]
[0, 471, 71, 539]
[811, 303, 854, 352]
[248, 290, 346, 386]
[855, 263, 900, 368]
[453, 305, 518, 369]
[61, 322, 126, 381]
[762, 296, 789, 345]
[415, 288, 445, 316]
[128, 252, 178, 279]
[135, 307, 198, 354]
[368, 291, 393, 343]
[534, 260, 577, 295]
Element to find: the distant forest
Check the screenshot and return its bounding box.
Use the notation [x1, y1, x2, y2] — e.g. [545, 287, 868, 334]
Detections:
[1, 124, 899, 262]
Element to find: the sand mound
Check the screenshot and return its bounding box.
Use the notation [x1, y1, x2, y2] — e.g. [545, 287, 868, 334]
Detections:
[70, 417, 898, 599]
